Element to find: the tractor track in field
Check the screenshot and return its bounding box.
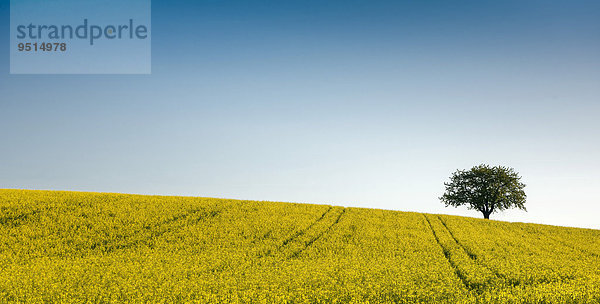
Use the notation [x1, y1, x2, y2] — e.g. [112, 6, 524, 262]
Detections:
[435, 216, 513, 286]
[288, 208, 346, 259]
[437, 216, 479, 260]
[423, 214, 475, 292]
[89, 208, 221, 253]
[437, 216, 576, 287]
[277, 206, 333, 251]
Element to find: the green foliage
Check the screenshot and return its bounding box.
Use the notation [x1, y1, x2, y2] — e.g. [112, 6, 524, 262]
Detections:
[440, 164, 527, 219]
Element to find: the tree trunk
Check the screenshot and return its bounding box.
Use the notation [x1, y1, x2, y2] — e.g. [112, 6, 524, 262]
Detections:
[483, 213, 490, 219]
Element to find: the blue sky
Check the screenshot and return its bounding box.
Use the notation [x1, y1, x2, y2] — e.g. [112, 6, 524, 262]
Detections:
[1, 0, 599, 228]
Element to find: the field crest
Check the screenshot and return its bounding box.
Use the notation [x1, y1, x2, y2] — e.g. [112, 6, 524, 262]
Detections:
[1, 189, 599, 303]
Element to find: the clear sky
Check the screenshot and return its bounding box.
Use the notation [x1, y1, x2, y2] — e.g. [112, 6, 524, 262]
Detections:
[1, 0, 599, 229]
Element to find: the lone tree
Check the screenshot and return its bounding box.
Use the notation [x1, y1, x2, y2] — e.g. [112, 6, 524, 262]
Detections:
[440, 164, 526, 219]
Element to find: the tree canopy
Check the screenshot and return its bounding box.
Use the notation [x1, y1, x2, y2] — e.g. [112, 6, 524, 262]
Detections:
[440, 164, 526, 219]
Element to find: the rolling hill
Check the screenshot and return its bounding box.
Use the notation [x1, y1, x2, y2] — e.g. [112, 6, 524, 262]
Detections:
[1, 189, 599, 303]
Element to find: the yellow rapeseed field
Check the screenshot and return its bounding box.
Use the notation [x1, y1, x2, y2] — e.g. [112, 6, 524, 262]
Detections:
[1, 189, 599, 303]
